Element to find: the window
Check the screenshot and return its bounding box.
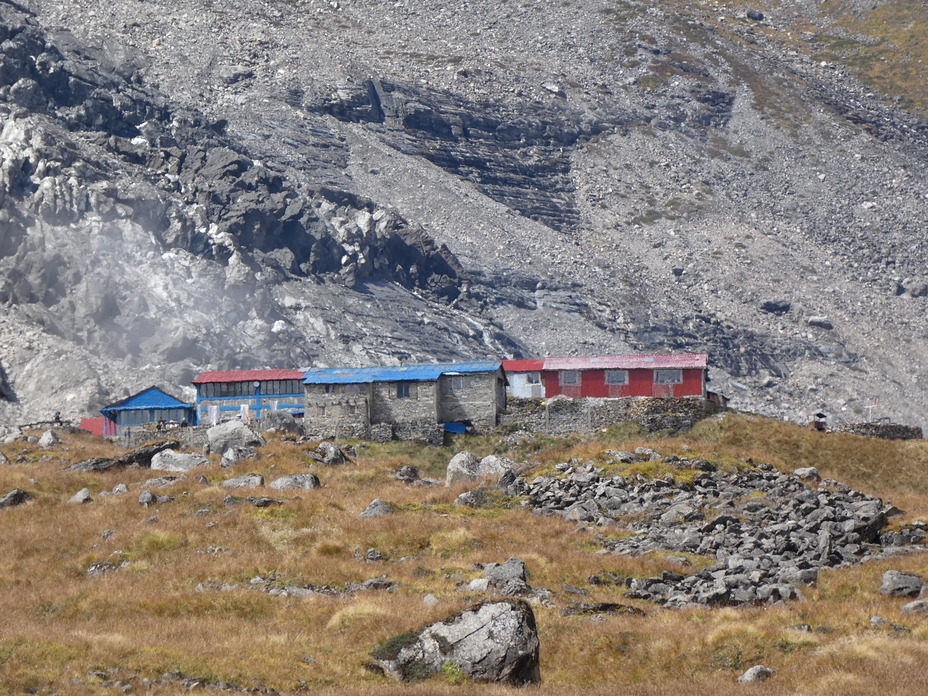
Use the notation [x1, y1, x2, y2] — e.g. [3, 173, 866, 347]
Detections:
[654, 369, 682, 385]
[449, 376, 466, 391]
[347, 404, 357, 415]
[324, 384, 338, 394]
[604, 370, 628, 386]
[525, 372, 541, 385]
[316, 405, 327, 417]
[560, 371, 580, 386]
[396, 382, 412, 399]
[345, 384, 362, 393]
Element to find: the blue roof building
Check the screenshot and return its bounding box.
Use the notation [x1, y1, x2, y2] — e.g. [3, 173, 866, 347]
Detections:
[100, 386, 194, 437]
[302, 362, 506, 442]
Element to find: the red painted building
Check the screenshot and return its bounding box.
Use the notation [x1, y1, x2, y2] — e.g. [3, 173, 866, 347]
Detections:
[503, 354, 708, 399]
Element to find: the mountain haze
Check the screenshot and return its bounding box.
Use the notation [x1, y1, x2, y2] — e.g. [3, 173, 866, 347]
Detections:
[1, 0, 927, 429]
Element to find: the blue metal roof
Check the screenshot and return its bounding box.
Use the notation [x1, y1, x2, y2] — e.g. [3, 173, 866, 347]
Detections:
[303, 362, 502, 385]
[101, 386, 192, 413]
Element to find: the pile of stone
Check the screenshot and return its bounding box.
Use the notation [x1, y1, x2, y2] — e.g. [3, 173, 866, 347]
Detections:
[519, 448, 920, 606]
[830, 422, 923, 440]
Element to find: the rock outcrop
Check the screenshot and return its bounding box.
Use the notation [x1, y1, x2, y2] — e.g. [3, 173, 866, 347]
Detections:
[371, 599, 540, 685]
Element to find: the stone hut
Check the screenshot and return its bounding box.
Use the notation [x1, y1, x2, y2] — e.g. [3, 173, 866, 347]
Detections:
[302, 362, 506, 442]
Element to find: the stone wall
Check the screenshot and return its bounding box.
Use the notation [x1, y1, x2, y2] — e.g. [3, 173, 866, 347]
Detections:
[830, 422, 923, 440]
[500, 396, 717, 436]
[304, 391, 370, 440]
[436, 373, 504, 430]
[120, 425, 209, 451]
[370, 381, 438, 424]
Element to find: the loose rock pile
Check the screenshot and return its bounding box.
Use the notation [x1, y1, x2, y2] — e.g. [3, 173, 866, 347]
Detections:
[519, 448, 919, 606]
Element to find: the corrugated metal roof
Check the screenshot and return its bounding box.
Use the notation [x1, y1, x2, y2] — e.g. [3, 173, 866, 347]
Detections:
[506, 353, 708, 372]
[101, 386, 191, 413]
[303, 362, 502, 384]
[502, 359, 545, 372]
[193, 369, 306, 384]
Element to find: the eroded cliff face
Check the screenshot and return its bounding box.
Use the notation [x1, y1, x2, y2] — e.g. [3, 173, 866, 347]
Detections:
[2, 0, 927, 428]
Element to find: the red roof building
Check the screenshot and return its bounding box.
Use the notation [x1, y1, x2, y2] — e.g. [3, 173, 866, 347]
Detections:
[503, 353, 708, 399]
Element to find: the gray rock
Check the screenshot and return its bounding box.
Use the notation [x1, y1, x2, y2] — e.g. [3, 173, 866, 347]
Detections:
[455, 488, 492, 508]
[139, 490, 155, 506]
[0, 489, 30, 508]
[423, 593, 440, 607]
[359, 499, 393, 518]
[446, 451, 481, 486]
[807, 316, 834, 330]
[68, 487, 93, 505]
[737, 665, 774, 683]
[0, 450, 10, 465]
[793, 467, 821, 481]
[371, 599, 540, 684]
[38, 430, 60, 448]
[269, 473, 321, 491]
[901, 598, 928, 614]
[150, 449, 210, 472]
[879, 570, 924, 597]
[478, 455, 516, 478]
[111, 483, 129, 495]
[746, 9, 765, 22]
[395, 465, 420, 482]
[207, 420, 265, 455]
[222, 474, 264, 489]
[66, 457, 119, 472]
[313, 441, 351, 465]
[258, 410, 300, 434]
[483, 558, 530, 596]
[220, 446, 259, 468]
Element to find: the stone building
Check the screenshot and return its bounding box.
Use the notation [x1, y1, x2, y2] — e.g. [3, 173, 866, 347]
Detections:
[302, 362, 506, 442]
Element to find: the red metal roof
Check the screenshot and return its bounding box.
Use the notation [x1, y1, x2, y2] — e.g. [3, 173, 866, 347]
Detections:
[505, 353, 707, 372]
[502, 359, 545, 372]
[192, 369, 306, 384]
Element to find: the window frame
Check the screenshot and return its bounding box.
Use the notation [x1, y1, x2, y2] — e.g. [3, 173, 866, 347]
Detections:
[396, 382, 412, 399]
[654, 369, 683, 385]
[604, 369, 629, 386]
[559, 370, 580, 387]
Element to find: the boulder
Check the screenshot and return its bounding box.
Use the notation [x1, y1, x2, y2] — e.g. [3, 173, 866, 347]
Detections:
[359, 499, 393, 519]
[150, 449, 210, 472]
[269, 473, 321, 491]
[794, 467, 821, 481]
[120, 440, 181, 467]
[38, 429, 60, 448]
[66, 457, 119, 472]
[111, 484, 129, 495]
[313, 441, 351, 465]
[220, 446, 259, 468]
[222, 474, 264, 489]
[0, 489, 29, 508]
[371, 599, 540, 685]
[446, 451, 480, 486]
[0, 450, 9, 465]
[879, 570, 924, 597]
[207, 420, 265, 455]
[737, 665, 774, 683]
[483, 558, 530, 596]
[68, 488, 93, 505]
[446, 452, 514, 487]
[395, 465, 420, 482]
[258, 410, 301, 434]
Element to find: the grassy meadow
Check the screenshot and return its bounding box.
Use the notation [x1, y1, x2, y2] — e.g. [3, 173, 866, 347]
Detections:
[2, 413, 928, 694]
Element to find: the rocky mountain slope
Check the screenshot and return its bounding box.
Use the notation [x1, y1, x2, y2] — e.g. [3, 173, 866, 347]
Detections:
[1, 0, 927, 428]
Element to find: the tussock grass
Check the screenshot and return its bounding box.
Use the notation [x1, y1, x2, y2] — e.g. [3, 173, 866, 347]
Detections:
[3, 420, 928, 693]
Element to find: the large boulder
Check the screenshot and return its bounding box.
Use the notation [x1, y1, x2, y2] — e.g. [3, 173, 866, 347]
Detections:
[312, 441, 351, 466]
[0, 489, 29, 508]
[121, 440, 181, 467]
[222, 474, 264, 489]
[258, 410, 301, 434]
[879, 570, 924, 597]
[150, 449, 210, 472]
[207, 420, 265, 455]
[38, 430, 60, 448]
[371, 599, 540, 685]
[269, 473, 321, 491]
[446, 452, 515, 486]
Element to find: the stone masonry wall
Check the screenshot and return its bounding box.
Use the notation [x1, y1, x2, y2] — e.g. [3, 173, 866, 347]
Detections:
[121, 425, 209, 451]
[500, 397, 718, 436]
[830, 422, 923, 440]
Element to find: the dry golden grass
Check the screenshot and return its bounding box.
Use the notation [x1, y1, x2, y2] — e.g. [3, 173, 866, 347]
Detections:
[3, 421, 928, 694]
